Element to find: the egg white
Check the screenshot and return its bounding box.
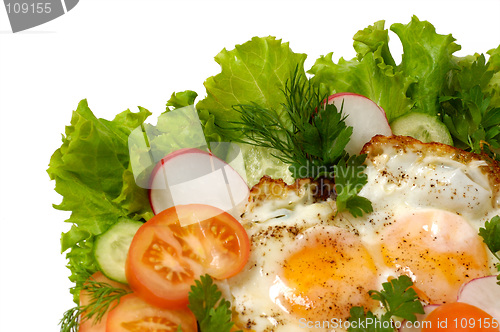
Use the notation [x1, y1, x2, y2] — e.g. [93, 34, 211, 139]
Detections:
[227, 193, 339, 331]
[222, 137, 500, 332]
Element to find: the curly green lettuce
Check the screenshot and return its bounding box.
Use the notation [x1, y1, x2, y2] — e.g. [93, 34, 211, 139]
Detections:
[309, 16, 460, 122]
[391, 16, 461, 116]
[196, 36, 307, 140]
[309, 20, 415, 122]
[47, 99, 153, 302]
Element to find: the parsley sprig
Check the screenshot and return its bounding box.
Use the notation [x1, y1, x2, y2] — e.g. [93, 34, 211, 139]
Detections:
[334, 155, 373, 217]
[233, 68, 372, 216]
[348, 275, 425, 332]
[188, 274, 241, 332]
[59, 272, 131, 332]
[440, 54, 500, 160]
[479, 215, 500, 285]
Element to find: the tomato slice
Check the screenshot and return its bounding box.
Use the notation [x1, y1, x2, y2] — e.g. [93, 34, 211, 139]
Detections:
[79, 272, 130, 332]
[106, 293, 197, 332]
[126, 204, 250, 308]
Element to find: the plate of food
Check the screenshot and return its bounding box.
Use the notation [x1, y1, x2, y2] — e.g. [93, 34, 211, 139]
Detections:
[45, 13, 500, 332]
[1, 2, 499, 332]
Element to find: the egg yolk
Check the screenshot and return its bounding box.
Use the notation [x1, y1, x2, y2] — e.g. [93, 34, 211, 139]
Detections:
[422, 302, 498, 331]
[278, 226, 379, 321]
[380, 209, 491, 304]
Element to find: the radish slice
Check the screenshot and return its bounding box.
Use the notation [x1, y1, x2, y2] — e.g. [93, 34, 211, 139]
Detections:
[398, 305, 439, 332]
[327, 93, 392, 155]
[457, 275, 500, 323]
[148, 148, 249, 221]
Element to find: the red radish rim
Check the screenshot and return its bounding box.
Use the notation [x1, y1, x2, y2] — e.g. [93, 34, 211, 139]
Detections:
[327, 92, 391, 127]
[148, 147, 249, 215]
[456, 275, 499, 301]
[148, 148, 212, 214]
[327, 92, 372, 102]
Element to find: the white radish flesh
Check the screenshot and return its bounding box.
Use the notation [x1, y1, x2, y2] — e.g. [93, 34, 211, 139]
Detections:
[148, 148, 249, 221]
[327, 93, 392, 155]
[457, 275, 500, 323]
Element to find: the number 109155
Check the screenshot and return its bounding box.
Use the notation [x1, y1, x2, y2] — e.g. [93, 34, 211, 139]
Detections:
[5, 2, 52, 14]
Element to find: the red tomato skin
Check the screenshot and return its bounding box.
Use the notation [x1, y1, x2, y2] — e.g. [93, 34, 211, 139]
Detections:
[125, 212, 194, 309]
[106, 293, 197, 332]
[79, 272, 130, 332]
[125, 204, 250, 309]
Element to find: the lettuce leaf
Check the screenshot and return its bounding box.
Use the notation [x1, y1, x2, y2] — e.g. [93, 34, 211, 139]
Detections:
[309, 21, 414, 122]
[166, 90, 224, 147]
[196, 36, 307, 140]
[47, 99, 153, 302]
[391, 16, 461, 116]
[166, 90, 199, 110]
[353, 20, 396, 67]
[127, 91, 216, 189]
[310, 17, 461, 122]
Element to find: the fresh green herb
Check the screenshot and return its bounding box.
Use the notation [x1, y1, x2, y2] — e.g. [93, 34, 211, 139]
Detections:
[369, 275, 425, 322]
[479, 215, 500, 260]
[348, 307, 394, 332]
[334, 155, 373, 217]
[348, 275, 424, 332]
[233, 68, 349, 179]
[59, 272, 131, 332]
[440, 54, 500, 159]
[188, 274, 240, 332]
[233, 68, 372, 216]
[479, 215, 500, 284]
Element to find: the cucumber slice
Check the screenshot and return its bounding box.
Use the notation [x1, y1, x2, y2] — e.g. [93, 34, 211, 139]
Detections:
[94, 219, 143, 283]
[390, 112, 453, 145]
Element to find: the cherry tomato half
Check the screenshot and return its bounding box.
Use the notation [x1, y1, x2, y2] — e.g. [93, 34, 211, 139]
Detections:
[126, 204, 250, 308]
[106, 293, 197, 332]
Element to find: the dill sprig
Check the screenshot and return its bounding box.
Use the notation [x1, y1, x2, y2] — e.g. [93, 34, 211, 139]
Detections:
[232, 67, 373, 216]
[59, 274, 131, 332]
[233, 67, 351, 179]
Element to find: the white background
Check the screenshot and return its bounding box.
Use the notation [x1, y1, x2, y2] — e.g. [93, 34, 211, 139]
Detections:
[0, 0, 499, 330]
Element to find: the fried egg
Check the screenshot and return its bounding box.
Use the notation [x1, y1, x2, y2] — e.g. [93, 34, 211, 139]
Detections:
[221, 136, 500, 332]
